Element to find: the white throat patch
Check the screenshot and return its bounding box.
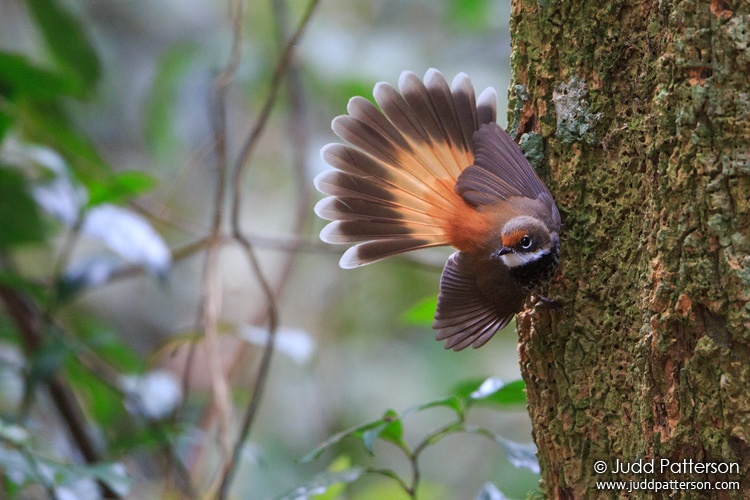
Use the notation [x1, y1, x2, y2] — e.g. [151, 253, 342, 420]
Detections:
[500, 249, 547, 269]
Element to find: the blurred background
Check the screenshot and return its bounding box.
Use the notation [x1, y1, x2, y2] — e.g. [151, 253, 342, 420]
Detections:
[0, 0, 539, 498]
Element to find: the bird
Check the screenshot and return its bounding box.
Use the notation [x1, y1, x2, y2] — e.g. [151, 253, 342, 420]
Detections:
[314, 69, 561, 350]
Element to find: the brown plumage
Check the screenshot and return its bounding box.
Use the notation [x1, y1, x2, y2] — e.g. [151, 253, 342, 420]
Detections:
[315, 69, 561, 350]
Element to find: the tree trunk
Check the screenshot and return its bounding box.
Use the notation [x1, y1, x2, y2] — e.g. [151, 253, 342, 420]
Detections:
[509, 0, 750, 497]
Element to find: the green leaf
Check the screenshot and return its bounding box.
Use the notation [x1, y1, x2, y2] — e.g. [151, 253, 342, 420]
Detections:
[311, 455, 353, 500]
[302, 409, 410, 463]
[0, 109, 12, 142]
[143, 43, 197, 159]
[446, 0, 492, 30]
[452, 377, 527, 407]
[87, 170, 158, 206]
[75, 318, 142, 372]
[475, 378, 527, 406]
[451, 378, 487, 401]
[0, 52, 77, 100]
[85, 463, 132, 497]
[362, 410, 404, 453]
[26, 0, 100, 94]
[27, 335, 71, 388]
[21, 103, 110, 183]
[65, 357, 125, 427]
[0, 166, 46, 248]
[0, 271, 47, 303]
[300, 419, 388, 463]
[410, 396, 465, 420]
[356, 480, 448, 500]
[401, 296, 437, 326]
[377, 409, 403, 445]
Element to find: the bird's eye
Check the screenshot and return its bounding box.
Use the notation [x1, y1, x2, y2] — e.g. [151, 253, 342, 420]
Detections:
[520, 236, 532, 249]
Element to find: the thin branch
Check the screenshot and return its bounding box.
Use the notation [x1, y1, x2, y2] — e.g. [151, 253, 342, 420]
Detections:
[367, 468, 412, 494]
[0, 285, 120, 499]
[198, 0, 246, 474]
[152, 136, 216, 225]
[217, 0, 320, 497]
[45, 215, 84, 317]
[229, 0, 320, 215]
[226, 0, 319, 384]
[271, 0, 314, 232]
[73, 237, 212, 295]
[407, 420, 464, 496]
[130, 198, 209, 238]
[0, 435, 58, 498]
[68, 337, 197, 497]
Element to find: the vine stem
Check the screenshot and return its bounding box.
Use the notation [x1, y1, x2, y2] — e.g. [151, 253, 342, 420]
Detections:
[214, 0, 320, 497]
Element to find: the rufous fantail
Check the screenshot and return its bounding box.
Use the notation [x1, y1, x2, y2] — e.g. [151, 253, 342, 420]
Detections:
[314, 69, 561, 350]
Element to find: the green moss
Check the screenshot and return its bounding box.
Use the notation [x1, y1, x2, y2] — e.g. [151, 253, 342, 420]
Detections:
[519, 132, 545, 170]
[511, 0, 750, 495]
[508, 83, 529, 137]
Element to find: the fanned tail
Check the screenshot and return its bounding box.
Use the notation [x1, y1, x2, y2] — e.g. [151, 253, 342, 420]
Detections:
[314, 69, 497, 268]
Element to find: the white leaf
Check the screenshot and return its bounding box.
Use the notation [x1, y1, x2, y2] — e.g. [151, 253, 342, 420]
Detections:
[63, 254, 126, 289]
[0, 446, 32, 485]
[0, 421, 28, 446]
[495, 437, 540, 474]
[88, 462, 132, 497]
[1, 139, 86, 224]
[471, 377, 508, 400]
[475, 483, 510, 500]
[81, 205, 171, 274]
[239, 326, 315, 365]
[55, 479, 99, 500]
[32, 171, 86, 225]
[121, 370, 182, 420]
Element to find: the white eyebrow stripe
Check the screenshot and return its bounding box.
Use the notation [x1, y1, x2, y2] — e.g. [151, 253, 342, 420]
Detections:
[500, 249, 547, 268]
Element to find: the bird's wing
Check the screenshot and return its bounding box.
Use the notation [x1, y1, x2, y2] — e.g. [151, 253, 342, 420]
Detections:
[433, 251, 520, 350]
[455, 122, 561, 231]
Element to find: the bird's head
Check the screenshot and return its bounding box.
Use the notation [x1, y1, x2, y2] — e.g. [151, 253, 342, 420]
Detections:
[491, 216, 557, 269]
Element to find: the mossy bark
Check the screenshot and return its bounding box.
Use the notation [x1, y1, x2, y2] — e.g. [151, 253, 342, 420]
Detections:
[509, 0, 750, 497]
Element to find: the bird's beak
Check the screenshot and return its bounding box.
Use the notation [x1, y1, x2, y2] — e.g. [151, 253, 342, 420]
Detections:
[492, 247, 514, 260]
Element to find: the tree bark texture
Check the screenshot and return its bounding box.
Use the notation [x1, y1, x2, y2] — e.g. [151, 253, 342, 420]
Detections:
[509, 0, 750, 497]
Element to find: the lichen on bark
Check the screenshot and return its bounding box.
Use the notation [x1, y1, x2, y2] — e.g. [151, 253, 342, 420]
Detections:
[509, 0, 750, 497]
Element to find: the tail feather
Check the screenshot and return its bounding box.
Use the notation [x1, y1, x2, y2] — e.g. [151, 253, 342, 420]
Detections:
[394, 72, 445, 144]
[340, 238, 440, 269]
[476, 87, 498, 128]
[320, 144, 430, 199]
[320, 220, 446, 244]
[332, 113, 464, 213]
[386, 70, 468, 176]
[314, 169, 439, 216]
[450, 73, 480, 152]
[314, 197, 437, 226]
[315, 69, 498, 268]
[422, 70, 472, 158]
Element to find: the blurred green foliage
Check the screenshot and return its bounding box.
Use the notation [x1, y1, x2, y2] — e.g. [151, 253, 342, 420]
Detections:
[143, 43, 199, 161]
[0, 0, 157, 496]
[0, 0, 534, 498]
[26, 0, 100, 95]
[0, 166, 45, 248]
[447, 0, 494, 30]
[289, 377, 533, 498]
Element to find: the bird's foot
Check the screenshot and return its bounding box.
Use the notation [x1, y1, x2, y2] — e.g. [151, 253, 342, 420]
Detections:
[534, 294, 563, 312]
